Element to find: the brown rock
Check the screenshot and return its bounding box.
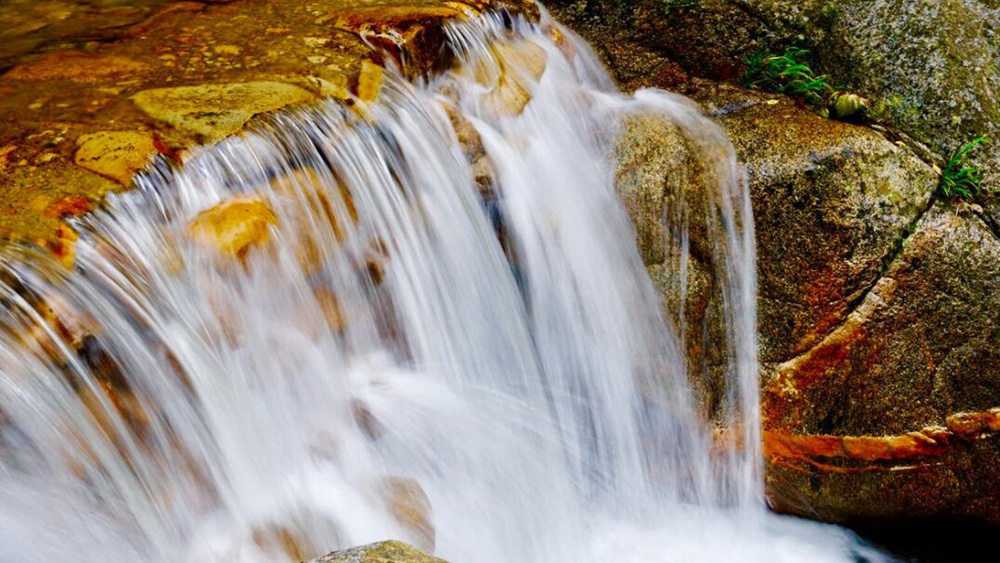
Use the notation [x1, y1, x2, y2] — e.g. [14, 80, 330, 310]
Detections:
[252, 524, 319, 563]
[188, 195, 278, 258]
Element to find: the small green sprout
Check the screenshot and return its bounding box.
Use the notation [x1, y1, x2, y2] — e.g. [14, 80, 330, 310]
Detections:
[938, 135, 990, 200]
[741, 47, 832, 105]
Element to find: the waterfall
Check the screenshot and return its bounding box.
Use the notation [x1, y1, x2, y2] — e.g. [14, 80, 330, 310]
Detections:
[0, 8, 891, 563]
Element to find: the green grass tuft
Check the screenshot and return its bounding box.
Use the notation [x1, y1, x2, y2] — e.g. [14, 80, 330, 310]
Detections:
[938, 135, 990, 200]
[740, 47, 832, 105]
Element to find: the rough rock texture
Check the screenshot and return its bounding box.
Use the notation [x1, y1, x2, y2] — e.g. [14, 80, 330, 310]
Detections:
[563, 2, 1000, 530]
[313, 540, 448, 563]
[0, 0, 534, 250]
[554, 0, 1000, 529]
[550, 0, 1000, 201]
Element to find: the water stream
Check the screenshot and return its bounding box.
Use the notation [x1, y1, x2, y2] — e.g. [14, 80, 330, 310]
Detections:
[0, 9, 893, 563]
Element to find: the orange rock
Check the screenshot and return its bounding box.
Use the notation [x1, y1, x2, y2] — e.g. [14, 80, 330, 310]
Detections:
[42, 195, 93, 218]
[763, 427, 955, 474]
[3, 52, 148, 82]
[51, 224, 78, 269]
[0, 144, 15, 173]
[188, 196, 278, 258]
[357, 59, 384, 103]
[947, 410, 1000, 439]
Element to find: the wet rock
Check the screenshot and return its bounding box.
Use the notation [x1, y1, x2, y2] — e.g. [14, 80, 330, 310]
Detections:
[332, 4, 469, 75]
[132, 82, 316, 144]
[357, 60, 385, 103]
[690, 84, 937, 364]
[188, 195, 278, 258]
[312, 540, 447, 563]
[0, 0, 539, 248]
[3, 52, 149, 82]
[610, 76, 1000, 528]
[73, 131, 162, 186]
[762, 202, 1000, 528]
[269, 168, 358, 273]
[314, 287, 348, 333]
[466, 40, 547, 116]
[252, 524, 320, 563]
[378, 477, 435, 552]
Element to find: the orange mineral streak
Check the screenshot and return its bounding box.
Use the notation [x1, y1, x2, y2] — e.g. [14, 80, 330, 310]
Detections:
[763, 409, 1000, 474]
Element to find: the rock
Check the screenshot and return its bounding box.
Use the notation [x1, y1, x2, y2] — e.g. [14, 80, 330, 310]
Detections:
[557, 0, 1000, 196]
[762, 202, 1000, 528]
[188, 195, 278, 258]
[466, 39, 547, 116]
[132, 82, 316, 144]
[692, 84, 937, 364]
[312, 540, 447, 563]
[357, 60, 385, 103]
[613, 111, 724, 409]
[0, 0, 539, 248]
[610, 76, 1000, 529]
[252, 524, 320, 563]
[314, 287, 348, 332]
[73, 131, 162, 186]
[378, 477, 435, 552]
[332, 4, 469, 75]
[3, 52, 149, 82]
[268, 168, 358, 273]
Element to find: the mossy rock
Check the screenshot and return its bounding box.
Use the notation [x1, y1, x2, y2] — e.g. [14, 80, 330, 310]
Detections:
[313, 541, 449, 563]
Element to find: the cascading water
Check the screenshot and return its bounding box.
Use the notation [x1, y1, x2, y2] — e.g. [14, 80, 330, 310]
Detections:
[0, 8, 894, 563]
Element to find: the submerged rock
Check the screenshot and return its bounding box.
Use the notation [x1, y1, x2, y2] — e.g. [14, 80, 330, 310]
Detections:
[378, 477, 436, 552]
[465, 39, 547, 116]
[188, 196, 278, 258]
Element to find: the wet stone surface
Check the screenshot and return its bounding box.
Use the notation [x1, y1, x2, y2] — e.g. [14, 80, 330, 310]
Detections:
[0, 0, 531, 249]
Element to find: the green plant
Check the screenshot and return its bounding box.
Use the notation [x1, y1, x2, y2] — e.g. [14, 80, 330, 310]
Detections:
[741, 47, 832, 105]
[938, 135, 990, 200]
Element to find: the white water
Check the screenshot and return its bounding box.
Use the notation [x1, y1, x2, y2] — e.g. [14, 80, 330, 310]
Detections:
[0, 9, 892, 563]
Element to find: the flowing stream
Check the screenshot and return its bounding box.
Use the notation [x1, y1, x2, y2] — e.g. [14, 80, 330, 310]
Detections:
[0, 8, 894, 563]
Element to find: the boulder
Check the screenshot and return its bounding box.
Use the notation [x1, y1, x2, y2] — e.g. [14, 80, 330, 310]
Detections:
[312, 541, 448, 563]
[611, 80, 1000, 530]
[552, 0, 1000, 202]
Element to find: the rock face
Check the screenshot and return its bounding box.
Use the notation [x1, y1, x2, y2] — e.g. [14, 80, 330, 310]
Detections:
[312, 540, 448, 563]
[551, 0, 1000, 200]
[564, 1, 1000, 531]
